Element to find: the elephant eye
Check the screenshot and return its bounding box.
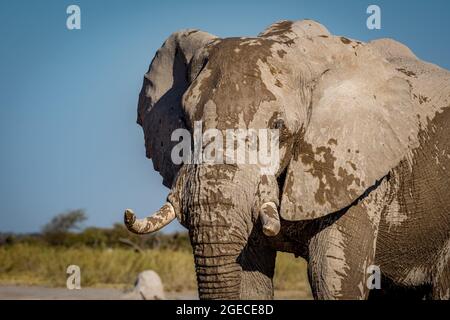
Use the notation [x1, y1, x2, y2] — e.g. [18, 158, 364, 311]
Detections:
[273, 119, 285, 130]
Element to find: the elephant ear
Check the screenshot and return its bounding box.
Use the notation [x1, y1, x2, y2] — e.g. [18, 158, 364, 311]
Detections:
[280, 44, 420, 220]
[138, 30, 217, 187]
[369, 38, 450, 119]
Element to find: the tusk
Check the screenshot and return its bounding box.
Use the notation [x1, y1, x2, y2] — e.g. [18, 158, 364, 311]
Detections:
[124, 202, 176, 234]
[259, 202, 281, 237]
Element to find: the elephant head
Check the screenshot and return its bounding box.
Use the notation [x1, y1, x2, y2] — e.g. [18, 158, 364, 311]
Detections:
[124, 20, 435, 299]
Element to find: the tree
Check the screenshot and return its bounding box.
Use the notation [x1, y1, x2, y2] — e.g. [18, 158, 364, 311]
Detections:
[42, 209, 87, 245]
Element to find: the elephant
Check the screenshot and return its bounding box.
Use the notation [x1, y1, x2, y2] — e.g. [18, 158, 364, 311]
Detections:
[124, 20, 450, 300]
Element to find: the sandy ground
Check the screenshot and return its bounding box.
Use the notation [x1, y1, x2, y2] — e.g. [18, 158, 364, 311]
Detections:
[0, 286, 196, 300]
[0, 286, 311, 300]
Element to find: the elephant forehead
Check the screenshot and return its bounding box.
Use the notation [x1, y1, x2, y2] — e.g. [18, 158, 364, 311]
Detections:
[206, 37, 282, 69]
[183, 37, 288, 129]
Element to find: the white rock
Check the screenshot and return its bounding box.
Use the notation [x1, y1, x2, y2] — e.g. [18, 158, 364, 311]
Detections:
[123, 270, 165, 300]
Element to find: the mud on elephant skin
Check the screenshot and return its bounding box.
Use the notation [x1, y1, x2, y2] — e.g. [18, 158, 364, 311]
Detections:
[124, 20, 450, 300]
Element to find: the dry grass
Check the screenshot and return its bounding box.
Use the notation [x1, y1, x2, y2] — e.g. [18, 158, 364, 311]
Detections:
[0, 244, 311, 295]
[274, 252, 311, 294]
[0, 244, 196, 291]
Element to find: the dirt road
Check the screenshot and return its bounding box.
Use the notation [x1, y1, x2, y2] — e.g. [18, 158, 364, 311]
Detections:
[0, 286, 310, 300]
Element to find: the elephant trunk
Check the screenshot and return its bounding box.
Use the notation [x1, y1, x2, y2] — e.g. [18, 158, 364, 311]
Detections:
[190, 213, 248, 299]
[193, 239, 243, 299]
[185, 165, 258, 299]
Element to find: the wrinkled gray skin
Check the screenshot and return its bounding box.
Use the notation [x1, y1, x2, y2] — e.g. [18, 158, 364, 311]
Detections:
[132, 20, 450, 299]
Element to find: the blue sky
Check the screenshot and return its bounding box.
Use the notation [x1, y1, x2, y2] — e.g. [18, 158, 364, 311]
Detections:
[1, 0, 449, 233]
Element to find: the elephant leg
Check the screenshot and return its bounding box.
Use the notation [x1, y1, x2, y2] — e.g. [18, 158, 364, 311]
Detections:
[239, 230, 277, 299]
[307, 186, 385, 299]
[432, 240, 450, 299]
